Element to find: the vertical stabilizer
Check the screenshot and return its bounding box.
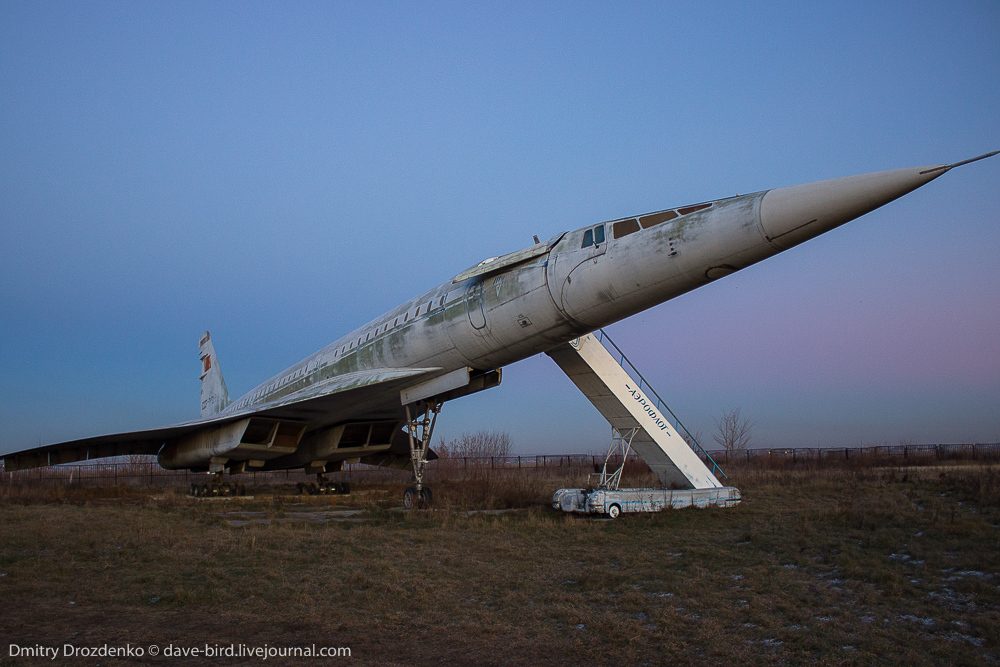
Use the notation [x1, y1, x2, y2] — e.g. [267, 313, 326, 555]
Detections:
[199, 331, 231, 418]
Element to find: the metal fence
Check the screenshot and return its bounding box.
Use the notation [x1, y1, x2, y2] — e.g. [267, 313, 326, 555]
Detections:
[2, 443, 998, 488]
[708, 442, 1000, 465]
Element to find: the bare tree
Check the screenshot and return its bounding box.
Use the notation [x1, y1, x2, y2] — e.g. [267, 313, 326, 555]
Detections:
[437, 431, 512, 460]
[713, 408, 754, 456]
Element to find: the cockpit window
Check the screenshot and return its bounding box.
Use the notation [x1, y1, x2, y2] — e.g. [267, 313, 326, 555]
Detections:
[581, 225, 605, 248]
[677, 203, 712, 216]
[639, 210, 678, 228]
[613, 218, 640, 238]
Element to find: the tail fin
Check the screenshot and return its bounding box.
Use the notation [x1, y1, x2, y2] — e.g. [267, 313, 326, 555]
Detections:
[199, 331, 231, 417]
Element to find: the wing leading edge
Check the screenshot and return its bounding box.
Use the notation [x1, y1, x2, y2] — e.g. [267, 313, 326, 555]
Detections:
[1, 366, 441, 472]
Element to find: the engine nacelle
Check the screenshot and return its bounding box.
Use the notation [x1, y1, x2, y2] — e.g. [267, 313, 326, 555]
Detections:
[158, 417, 307, 471]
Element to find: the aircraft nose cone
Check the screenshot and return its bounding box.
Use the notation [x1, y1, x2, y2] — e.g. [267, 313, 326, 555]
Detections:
[759, 164, 948, 249]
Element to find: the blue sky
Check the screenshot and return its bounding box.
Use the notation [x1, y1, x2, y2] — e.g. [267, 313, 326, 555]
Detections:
[1, 1, 998, 455]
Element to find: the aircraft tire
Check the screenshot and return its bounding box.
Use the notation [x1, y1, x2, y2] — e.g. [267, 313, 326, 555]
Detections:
[419, 487, 433, 507]
[403, 486, 418, 510]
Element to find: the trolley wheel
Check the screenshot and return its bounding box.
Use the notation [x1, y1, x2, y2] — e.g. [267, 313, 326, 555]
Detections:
[608, 504, 621, 520]
[403, 486, 418, 510]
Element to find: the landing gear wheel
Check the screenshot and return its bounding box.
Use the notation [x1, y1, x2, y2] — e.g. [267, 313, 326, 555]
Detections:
[341, 482, 350, 495]
[403, 486, 418, 510]
[296, 482, 305, 495]
[608, 504, 621, 520]
[419, 487, 433, 507]
[190, 483, 199, 497]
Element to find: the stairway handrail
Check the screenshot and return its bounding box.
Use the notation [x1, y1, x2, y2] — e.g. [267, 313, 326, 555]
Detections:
[594, 329, 728, 480]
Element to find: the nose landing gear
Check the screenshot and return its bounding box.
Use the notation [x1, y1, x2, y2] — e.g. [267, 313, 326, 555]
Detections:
[403, 401, 441, 510]
[403, 486, 433, 510]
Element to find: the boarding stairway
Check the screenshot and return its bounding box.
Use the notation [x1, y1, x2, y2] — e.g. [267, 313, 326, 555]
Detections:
[546, 330, 727, 490]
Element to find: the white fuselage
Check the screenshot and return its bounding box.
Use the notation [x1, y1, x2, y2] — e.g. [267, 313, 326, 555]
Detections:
[227, 162, 947, 418]
[225, 193, 763, 416]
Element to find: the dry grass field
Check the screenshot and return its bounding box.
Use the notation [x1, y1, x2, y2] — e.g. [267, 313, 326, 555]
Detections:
[1, 463, 999, 666]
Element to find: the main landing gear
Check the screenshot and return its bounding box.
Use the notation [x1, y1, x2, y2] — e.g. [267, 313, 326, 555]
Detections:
[403, 401, 441, 509]
[297, 473, 351, 496]
[190, 471, 246, 497]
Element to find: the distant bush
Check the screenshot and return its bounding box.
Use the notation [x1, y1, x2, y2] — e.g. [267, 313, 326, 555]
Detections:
[436, 430, 512, 460]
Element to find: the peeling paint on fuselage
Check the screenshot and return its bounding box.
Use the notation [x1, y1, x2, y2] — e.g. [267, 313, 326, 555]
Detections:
[224, 190, 781, 415]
